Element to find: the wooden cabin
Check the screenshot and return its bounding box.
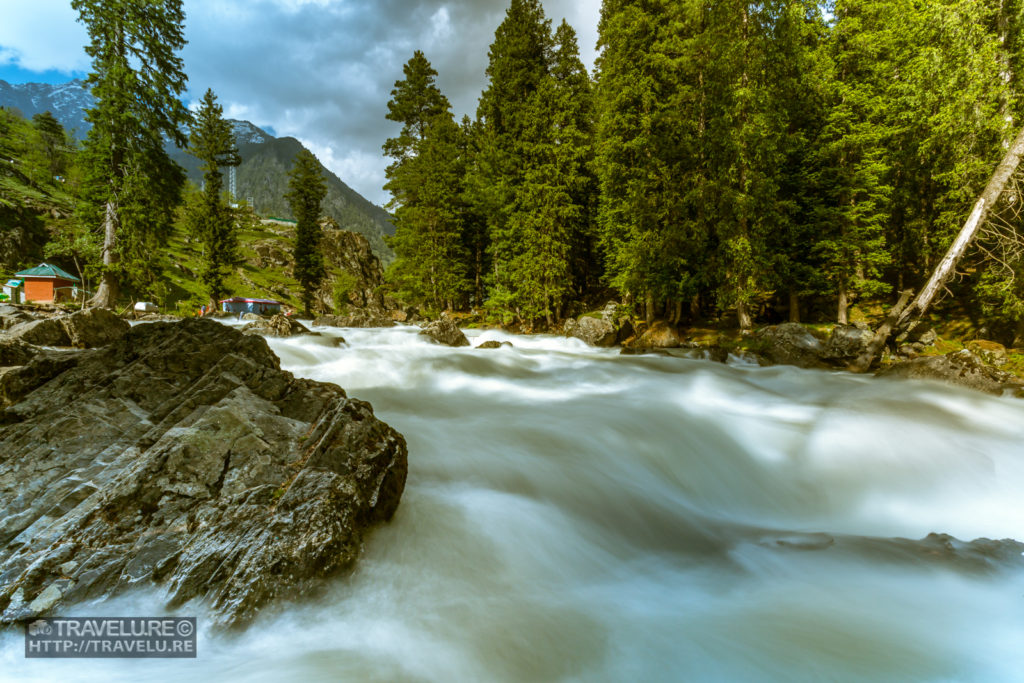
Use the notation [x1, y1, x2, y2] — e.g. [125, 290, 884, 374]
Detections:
[14, 263, 80, 304]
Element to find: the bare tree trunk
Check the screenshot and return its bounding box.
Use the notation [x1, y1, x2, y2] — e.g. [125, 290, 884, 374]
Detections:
[849, 289, 914, 373]
[88, 200, 119, 309]
[645, 291, 655, 325]
[837, 281, 849, 325]
[788, 290, 800, 323]
[899, 125, 1024, 326]
[737, 302, 752, 331]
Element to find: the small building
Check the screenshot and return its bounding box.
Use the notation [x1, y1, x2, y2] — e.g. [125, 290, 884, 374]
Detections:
[219, 296, 283, 316]
[14, 263, 81, 304]
[2, 279, 24, 304]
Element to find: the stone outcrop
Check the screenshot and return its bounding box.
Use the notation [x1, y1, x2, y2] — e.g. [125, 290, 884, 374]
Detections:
[316, 226, 398, 314]
[635, 321, 682, 349]
[419, 318, 470, 347]
[823, 323, 874, 362]
[0, 318, 407, 628]
[3, 308, 128, 349]
[753, 323, 829, 369]
[242, 314, 316, 338]
[877, 349, 1024, 396]
[565, 316, 618, 347]
[314, 311, 395, 329]
[61, 308, 129, 348]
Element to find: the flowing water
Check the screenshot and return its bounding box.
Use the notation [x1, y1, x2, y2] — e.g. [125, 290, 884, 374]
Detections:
[5, 324, 1024, 681]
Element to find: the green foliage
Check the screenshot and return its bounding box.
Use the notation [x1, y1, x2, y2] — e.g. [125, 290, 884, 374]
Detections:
[333, 271, 358, 311]
[185, 88, 242, 304]
[383, 51, 471, 311]
[286, 149, 328, 316]
[72, 0, 191, 305]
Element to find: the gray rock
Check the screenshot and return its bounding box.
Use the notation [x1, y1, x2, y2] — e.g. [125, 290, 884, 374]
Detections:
[475, 340, 512, 349]
[61, 308, 130, 348]
[824, 323, 873, 361]
[5, 318, 71, 347]
[754, 323, 828, 369]
[0, 318, 407, 628]
[567, 316, 617, 347]
[0, 338, 39, 367]
[313, 311, 395, 329]
[897, 320, 937, 346]
[242, 314, 317, 338]
[635, 321, 682, 348]
[878, 349, 1024, 396]
[419, 318, 470, 347]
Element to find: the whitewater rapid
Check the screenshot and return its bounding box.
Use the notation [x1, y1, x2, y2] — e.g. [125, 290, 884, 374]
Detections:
[5, 323, 1024, 681]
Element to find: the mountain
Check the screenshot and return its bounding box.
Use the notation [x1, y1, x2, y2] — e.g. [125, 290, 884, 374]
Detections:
[0, 80, 91, 139]
[0, 80, 395, 261]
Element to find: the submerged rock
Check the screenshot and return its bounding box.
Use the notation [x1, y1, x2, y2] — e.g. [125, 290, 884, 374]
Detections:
[475, 340, 512, 349]
[0, 318, 408, 628]
[242, 313, 317, 338]
[878, 349, 1023, 396]
[419, 318, 470, 347]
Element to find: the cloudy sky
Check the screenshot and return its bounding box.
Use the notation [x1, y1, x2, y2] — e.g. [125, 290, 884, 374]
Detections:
[0, 0, 602, 206]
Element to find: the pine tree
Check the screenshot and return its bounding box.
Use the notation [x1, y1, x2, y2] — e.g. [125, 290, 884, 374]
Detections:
[72, 0, 190, 307]
[383, 51, 470, 311]
[285, 149, 328, 316]
[596, 0, 700, 323]
[813, 0, 895, 323]
[185, 88, 242, 308]
[472, 0, 553, 322]
[31, 111, 69, 180]
[503, 20, 595, 326]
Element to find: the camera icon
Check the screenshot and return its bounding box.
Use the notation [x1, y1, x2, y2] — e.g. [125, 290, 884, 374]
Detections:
[28, 620, 53, 636]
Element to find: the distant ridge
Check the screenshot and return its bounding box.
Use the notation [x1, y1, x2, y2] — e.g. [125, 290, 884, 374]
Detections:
[0, 80, 395, 260]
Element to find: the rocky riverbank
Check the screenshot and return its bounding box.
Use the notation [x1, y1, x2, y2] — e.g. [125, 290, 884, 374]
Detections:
[0, 315, 407, 628]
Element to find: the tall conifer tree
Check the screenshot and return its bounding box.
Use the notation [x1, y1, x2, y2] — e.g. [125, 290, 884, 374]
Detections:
[186, 88, 241, 308]
[286, 149, 327, 316]
[72, 0, 190, 307]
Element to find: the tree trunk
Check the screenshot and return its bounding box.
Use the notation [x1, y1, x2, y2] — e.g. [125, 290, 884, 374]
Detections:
[645, 291, 655, 325]
[788, 290, 800, 323]
[88, 200, 119, 309]
[849, 289, 914, 373]
[737, 301, 752, 331]
[837, 281, 849, 325]
[899, 124, 1024, 326]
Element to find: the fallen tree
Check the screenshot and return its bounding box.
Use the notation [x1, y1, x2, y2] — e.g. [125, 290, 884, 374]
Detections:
[850, 125, 1024, 372]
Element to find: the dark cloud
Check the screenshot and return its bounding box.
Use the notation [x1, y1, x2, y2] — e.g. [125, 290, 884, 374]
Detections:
[1, 0, 601, 205]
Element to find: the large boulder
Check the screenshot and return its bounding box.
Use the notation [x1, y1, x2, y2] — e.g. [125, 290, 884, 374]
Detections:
[242, 314, 316, 338]
[823, 323, 874, 361]
[566, 316, 618, 347]
[877, 349, 1023, 396]
[0, 338, 38, 367]
[0, 318, 407, 628]
[4, 317, 71, 347]
[754, 323, 828, 369]
[314, 311, 395, 329]
[966, 340, 1008, 367]
[419, 318, 470, 347]
[635, 321, 682, 348]
[61, 308, 130, 348]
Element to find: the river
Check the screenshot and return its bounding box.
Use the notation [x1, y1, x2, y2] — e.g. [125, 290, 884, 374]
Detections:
[4, 323, 1024, 681]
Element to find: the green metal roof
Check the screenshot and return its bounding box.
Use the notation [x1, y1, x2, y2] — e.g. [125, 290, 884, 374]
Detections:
[14, 263, 81, 282]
